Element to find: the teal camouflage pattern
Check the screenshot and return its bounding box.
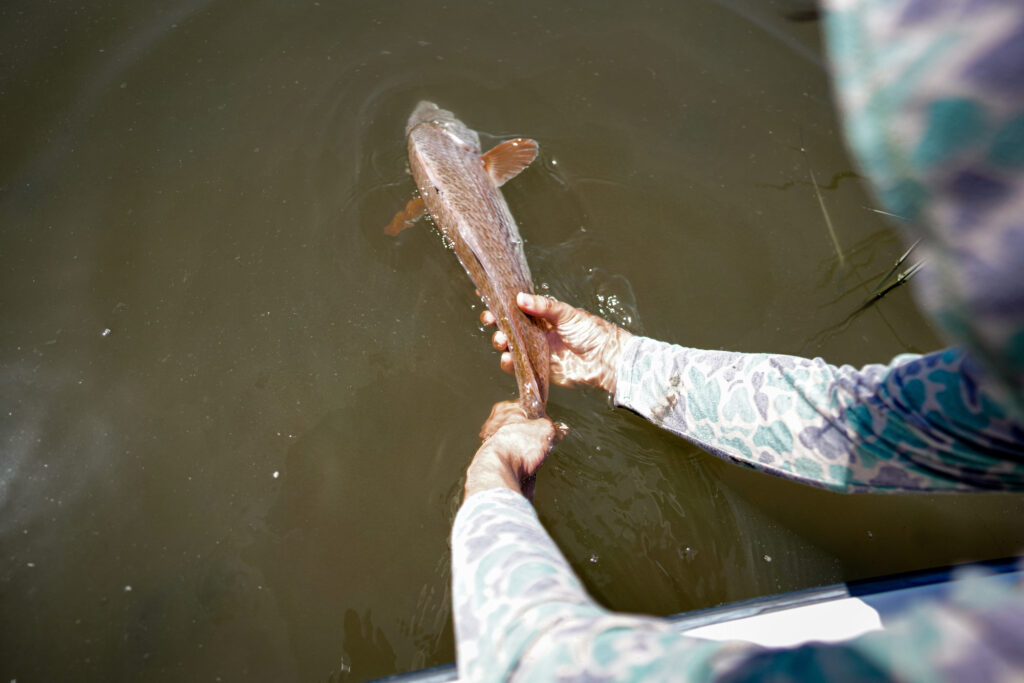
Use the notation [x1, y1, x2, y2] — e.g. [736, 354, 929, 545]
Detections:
[825, 0, 1024, 417]
[451, 0, 1024, 679]
[615, 340, 1024, 492]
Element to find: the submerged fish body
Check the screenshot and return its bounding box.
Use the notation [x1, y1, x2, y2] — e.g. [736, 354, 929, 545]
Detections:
[393, 101, 549, 418]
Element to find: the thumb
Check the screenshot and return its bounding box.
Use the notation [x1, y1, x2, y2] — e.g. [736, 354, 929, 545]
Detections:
[517, 292, 576, 327]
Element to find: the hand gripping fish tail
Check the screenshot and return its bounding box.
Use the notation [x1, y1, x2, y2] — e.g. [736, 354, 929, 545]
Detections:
[385, 101, 550, 418]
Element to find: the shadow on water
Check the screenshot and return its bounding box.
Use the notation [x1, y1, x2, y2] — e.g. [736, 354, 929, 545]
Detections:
[536, 395, 845, 616]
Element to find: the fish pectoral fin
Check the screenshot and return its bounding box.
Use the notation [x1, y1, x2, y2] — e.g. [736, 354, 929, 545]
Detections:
[482, 138, 539, 187]
[384, 196, 426, 236]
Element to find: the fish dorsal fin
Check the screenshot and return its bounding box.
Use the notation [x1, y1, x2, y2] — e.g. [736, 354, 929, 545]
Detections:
[482, 138, 539, 187]
[384, 196, 426, 236]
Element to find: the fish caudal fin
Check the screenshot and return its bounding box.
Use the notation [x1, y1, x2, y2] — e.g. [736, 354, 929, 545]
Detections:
[384, 196, 426, 236]
[482, 138, 538, 187]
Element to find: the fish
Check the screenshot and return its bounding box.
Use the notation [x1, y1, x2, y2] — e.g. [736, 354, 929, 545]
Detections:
[386, 101, 549, 418]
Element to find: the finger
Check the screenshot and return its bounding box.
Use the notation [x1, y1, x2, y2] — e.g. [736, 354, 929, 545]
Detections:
[554, 421, 570, 443]
[480, 309, 496, 326]
[516, 292, 575, 326]
[492, 329, 508, 351]
[479, 400, 526, 439]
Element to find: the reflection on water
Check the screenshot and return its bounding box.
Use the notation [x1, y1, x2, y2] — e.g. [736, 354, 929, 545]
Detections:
[2, 0, 1023, 680]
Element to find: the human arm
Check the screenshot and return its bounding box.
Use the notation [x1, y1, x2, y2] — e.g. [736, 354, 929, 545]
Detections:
[615, 338, 1024, 492]
[456, 400, 714, 679]
[451, 489, 722, 681]
[456, 400, 724, 679]
[487, 295, 1024, 492]
[454, 453, 1024, 681]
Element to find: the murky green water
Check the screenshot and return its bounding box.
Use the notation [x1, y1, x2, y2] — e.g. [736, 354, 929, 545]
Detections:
[3, 1, 1023, 680]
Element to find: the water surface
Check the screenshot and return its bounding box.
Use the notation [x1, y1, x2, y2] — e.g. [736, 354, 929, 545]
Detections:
[3, 1, 1023, 680]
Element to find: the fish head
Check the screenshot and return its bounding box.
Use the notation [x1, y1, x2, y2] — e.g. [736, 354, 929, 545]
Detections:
[406, 101, 481, 151]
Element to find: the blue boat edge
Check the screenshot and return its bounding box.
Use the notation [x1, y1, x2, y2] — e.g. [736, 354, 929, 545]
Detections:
[374, 556, 1024, 681]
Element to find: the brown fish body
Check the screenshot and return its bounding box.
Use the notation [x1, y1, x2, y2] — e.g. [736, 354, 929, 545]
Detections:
[399, 102, 549, 417]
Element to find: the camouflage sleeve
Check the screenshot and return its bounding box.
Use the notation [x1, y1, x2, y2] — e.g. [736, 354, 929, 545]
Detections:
[451, 490, 1024, 681]
[614, 338, 1024, 492]
[822, 0, 1024, 417]
[450, 488, 756, 681]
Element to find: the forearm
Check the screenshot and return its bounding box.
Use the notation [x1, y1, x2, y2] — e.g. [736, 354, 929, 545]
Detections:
[464, 457, 523, 498]
[450, 489, 749, 680]
[614, 337, 1024, 492]
[451, 489, 608, 680]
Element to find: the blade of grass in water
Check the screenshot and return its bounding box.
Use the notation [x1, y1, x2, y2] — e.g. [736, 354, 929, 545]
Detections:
[864, 206, 907, 220]
[872, 238, 922, 295]
[851, 258, 926, 317]
[802, 258, 926, 350]
[868, 259, 925, 304]
[804, 150, 844, 267]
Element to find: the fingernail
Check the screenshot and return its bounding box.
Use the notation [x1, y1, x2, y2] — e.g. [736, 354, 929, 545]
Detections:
[518, 292, 533, 307]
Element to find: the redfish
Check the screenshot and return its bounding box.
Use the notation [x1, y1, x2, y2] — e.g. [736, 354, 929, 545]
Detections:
[386, 101, 549, 417]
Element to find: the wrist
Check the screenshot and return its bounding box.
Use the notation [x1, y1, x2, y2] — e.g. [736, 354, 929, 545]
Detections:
[599, 327, 633, 394]
[464, 454, 521, 498]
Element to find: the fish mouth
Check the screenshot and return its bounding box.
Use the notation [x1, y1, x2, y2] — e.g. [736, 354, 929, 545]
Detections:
[406, 100, 481, 150]
[406, 101, 444, 135]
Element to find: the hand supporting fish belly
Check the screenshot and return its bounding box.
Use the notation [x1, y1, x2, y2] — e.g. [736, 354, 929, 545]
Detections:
[385, 101, 550, 418]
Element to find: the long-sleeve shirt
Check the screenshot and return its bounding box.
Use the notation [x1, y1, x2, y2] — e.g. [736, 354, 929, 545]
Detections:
[615, 340, 1024, 493]
[451, 0, 1024, 679]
